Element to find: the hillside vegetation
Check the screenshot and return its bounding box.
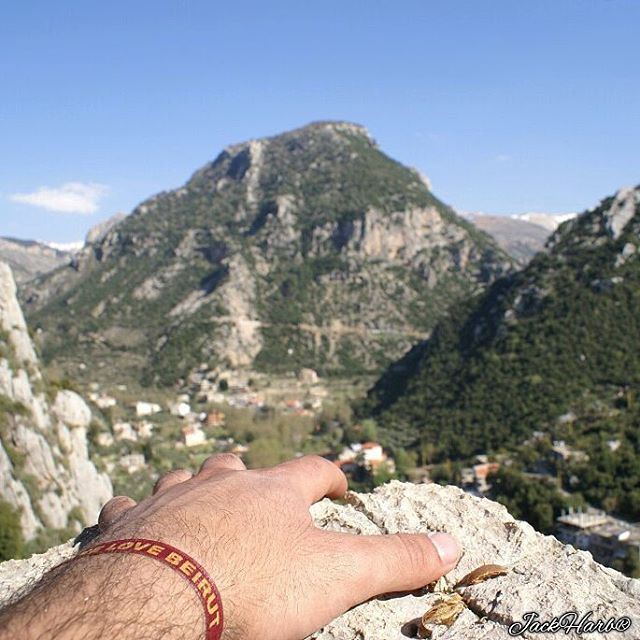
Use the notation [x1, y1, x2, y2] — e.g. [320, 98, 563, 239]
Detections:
[24, 122, 511, 386]
[363, 187, 640, 460]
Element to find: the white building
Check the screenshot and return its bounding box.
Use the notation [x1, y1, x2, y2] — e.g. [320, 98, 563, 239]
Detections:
[113, 422, 138, 442]
[136, 420, 154, 439]
[119, 453, 146, 474]
[182, 425, 206, 447]
[360, 442, 385, 465]
[95, 395, 117, 409]
[170, 401, 191, 418]
[135, 401, 162, 417]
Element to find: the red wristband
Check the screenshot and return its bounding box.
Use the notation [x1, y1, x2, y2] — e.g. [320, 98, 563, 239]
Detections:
[76, 538, 223, 640]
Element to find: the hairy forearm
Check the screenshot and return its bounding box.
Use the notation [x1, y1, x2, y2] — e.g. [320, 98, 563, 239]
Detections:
[0, 553, 204, 640]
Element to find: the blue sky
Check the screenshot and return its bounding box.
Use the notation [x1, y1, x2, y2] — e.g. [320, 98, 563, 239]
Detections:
[1, 0, 639, 242]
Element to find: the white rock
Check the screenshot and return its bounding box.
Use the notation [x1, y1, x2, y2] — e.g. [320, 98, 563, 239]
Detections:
[604, 187, 640, 240]
[95, 432, 114, 447]
[0, 262, 112, 537]
[0, 263, 38, 365]
[308, 482, 640, 639]
[52, 390, 92, 429]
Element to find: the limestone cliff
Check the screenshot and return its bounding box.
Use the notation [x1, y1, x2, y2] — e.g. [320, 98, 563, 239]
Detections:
[0, 262, 112, 539]
[0, 482, 637, 638]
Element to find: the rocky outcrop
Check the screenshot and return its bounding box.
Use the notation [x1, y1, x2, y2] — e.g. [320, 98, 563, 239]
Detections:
[310, 482, 640, 639]
[0, 262, 112, 539]
[603, 187, 640, 240]
[85, 213, 126, 245]
[0, 482, 637, 639]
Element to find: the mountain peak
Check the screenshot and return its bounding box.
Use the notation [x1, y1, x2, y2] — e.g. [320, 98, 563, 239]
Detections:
[222, 120, 374, 155]
[24, 122, 511, 385]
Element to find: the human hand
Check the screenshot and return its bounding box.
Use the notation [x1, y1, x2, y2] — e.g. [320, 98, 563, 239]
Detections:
[95, 453, 461, 640]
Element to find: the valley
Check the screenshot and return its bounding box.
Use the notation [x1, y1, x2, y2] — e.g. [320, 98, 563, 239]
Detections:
[1, 123, 639, 577]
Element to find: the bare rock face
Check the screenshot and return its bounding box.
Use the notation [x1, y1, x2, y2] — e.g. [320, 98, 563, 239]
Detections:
[0, 262, 112, 538]
[1, 482, 638, 639]
[0, 238, 71, 285]
[85, 213, 126, 245]
[604, 187, 640, 240]
[52, 390, 92, 429]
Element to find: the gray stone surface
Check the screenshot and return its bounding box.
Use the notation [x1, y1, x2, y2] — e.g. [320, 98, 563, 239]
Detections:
[1, 482, 638, 638]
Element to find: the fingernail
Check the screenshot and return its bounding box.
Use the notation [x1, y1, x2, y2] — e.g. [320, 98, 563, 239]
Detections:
[428, 532, 461, 567]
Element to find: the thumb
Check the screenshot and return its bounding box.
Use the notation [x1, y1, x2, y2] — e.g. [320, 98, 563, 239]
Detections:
[327, 531, 461, 602]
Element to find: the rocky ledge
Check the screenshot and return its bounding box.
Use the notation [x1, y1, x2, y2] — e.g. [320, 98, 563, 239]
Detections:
[1, 482, 639, 639]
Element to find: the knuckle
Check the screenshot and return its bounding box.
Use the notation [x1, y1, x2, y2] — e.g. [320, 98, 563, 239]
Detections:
[217, 452, 244, 465]
[395, 534, 428, 573]
[154, 468, 189, 489]
[205, 452, 244, 468]
[305, 454, 334, 473]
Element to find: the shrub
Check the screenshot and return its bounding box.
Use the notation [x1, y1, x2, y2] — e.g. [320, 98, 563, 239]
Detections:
[0, 500, 24, 561]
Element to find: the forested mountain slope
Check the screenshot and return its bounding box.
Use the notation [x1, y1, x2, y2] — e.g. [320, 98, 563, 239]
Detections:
[363, 186, 640, 458]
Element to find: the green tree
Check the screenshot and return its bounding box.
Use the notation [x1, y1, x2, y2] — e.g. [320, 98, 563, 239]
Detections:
[490, 468, 568, 533]
[0, 500, 24, 561]
[393, 448, 417, 479]
[360, 419, 378, 443]
[244, 438, 293, 469]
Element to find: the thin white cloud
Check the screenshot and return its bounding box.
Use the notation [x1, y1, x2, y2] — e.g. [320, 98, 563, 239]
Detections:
[495, 154, 512, 163]
[9, 182, 108, 214]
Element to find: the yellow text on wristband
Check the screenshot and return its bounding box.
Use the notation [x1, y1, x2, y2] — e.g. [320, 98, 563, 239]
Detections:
[77, 538, 223, 640]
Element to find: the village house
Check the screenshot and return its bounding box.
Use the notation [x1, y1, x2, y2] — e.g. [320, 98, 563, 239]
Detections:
[607, 439, 621, 452]
[135, 420, 154, 439]
[182, 424, 206, 447]
[113, 422, 138, 442]
[230, 443, 249, 457]
[201, 390, 225, 405]
[473, 462, 500, 493]
[170, 401, 191, 418]
[206, 411, 226, 428]
[94, 394, 117, 410]
[119, 453, 146, 474]
[461, 461, 501, 495]
[555, 507, 640, 569]
[337, 442, 395, 473]
[297, 368, 319, 385]
[135, 401, 162, 417]
[551, 440, 589, 463]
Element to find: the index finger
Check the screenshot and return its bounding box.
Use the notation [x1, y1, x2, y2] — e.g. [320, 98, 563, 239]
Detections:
[263, 455, 348, 504]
